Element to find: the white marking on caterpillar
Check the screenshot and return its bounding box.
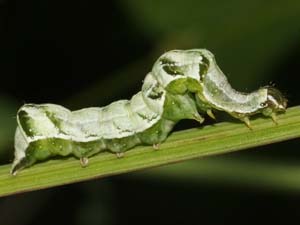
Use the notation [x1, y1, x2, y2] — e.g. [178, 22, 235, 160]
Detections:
[11, 49, 287, 174]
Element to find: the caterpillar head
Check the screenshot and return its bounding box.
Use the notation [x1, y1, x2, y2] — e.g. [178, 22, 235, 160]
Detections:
[152, 49, 213, 86]
[262, 86, 287, 116]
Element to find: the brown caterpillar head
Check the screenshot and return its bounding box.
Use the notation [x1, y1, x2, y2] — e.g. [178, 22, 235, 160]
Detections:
[262, 86, 287, 115]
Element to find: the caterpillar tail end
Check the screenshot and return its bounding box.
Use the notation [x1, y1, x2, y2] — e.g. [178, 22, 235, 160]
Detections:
[11, 155, 23, 176]
[11, 128, 31, 175]
[11, 163, 19, 176]
[11, 158, 27, 176]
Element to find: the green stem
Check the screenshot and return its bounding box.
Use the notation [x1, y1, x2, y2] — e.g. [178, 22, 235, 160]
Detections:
[0, 106, 299, 197]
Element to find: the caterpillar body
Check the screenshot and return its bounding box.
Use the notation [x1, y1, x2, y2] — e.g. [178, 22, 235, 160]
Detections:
[12, 49, 287, 174]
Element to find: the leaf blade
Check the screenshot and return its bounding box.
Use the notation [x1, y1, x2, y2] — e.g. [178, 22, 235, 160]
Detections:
[0, 106, 299, 197]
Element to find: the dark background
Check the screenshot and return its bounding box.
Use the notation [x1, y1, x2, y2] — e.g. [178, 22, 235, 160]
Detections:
[0, 1, 300, 225]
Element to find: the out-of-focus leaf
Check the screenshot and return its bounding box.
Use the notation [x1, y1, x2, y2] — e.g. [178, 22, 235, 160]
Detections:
[120, 0, 300, 88]
[133, 157, 300, 193]
[0, 97, 17, 160]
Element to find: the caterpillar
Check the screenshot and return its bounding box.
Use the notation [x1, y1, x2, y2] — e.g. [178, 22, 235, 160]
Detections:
[12, 49, 287, 175]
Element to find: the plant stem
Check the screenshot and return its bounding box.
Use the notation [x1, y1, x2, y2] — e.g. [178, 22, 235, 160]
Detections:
[0, 106, 299, 197]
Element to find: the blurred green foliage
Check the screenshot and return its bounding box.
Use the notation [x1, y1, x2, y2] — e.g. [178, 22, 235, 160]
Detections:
[68, 0, 300, 109]
[121, 0, 300, 88]
[0, 97, 17, 161]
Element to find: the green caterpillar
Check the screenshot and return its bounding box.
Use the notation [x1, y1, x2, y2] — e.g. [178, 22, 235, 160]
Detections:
[12, 49, 287, 175]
